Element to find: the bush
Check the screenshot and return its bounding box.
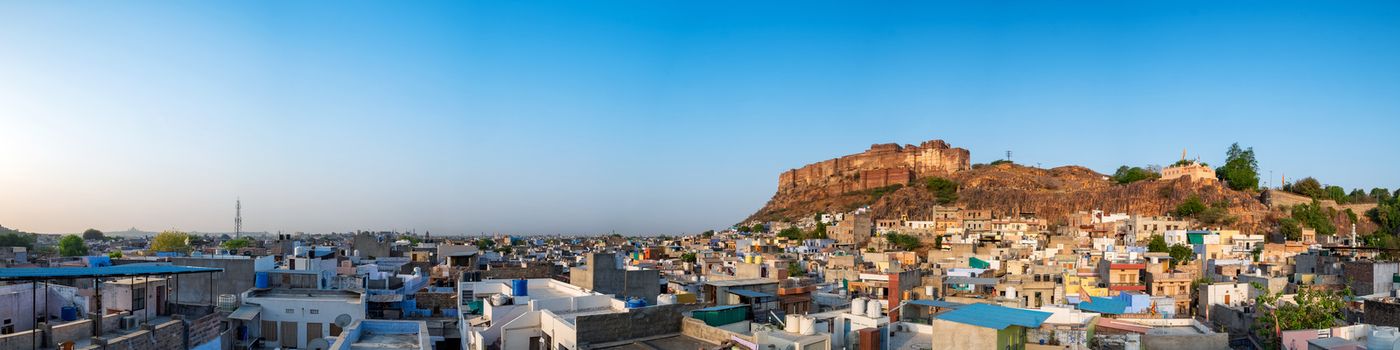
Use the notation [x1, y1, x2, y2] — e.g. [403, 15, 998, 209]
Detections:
[885, 233, 921, 251]
[922, 177, 959, 205]
[1111, 166, 1160, 184]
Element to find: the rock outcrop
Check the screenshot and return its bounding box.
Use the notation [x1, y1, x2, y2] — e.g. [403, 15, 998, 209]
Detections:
[747, 139, 1281, 234]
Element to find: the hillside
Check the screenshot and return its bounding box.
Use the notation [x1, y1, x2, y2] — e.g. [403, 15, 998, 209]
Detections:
[746, 139, 1278, 233]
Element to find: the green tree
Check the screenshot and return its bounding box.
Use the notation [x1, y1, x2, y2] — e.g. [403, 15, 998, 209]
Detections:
[475, 238, 496, 250]
[1147, 234, 1168, 253]
[933, 235, 944, 250]
[700, 230, 715, 238]
[222, 237, 253, 250]
[399, 235, 421, 244]
[58, 234, 88, 256]
[1288, 177, 1325, 198]
[1111, 166, 1160, 184]
[1292, 201, 1337, 236]
[82, 228, 105, 240]
[108, 251, 123, 259]
[810, 222, 828, 239]
[680, 252, 697, 263]
[0, 232, 36, 249]
[885, 233, 921, 251]
[1252, 284, 1349, 349]
[1215, 143, 1259, 191]
[922, 177, 959, 205]
[787, 261, 806, 277]
[1325, 186, 1348, 204]
[777, 227, 805, 240]
[1168, 244, 1194, 268]
[1279, 218, 1303, 241]
[1371, 188, 1393, 203]
[1173, 196, 1207, 218]
[149, 231, 193, 254]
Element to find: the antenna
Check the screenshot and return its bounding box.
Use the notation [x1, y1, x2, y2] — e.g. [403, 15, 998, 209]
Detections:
[235, 198, 243, 238]
[1005, 150, 1012, 163]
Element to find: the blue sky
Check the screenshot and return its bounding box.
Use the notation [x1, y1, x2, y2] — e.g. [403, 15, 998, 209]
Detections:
[1, 1, 1398, 235]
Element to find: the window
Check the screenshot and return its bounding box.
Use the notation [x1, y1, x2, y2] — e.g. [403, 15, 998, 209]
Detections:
[133, 288, 146, 311]
[310, 309, 319, 315]
[286, 309, 294, 314]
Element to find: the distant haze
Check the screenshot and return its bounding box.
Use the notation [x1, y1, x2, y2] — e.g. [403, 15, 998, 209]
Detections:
[2, 2, 1398, 235]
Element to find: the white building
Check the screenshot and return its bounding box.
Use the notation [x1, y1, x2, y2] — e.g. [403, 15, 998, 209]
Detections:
[458, 278, 630, 350]
[240, 289, 367, 349]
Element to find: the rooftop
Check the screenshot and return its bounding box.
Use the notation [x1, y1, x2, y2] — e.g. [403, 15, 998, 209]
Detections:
[330, 319, 430, 350]
[0, 265, 222, 281]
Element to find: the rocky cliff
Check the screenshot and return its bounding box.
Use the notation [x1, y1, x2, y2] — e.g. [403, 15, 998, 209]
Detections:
[747, 139, 1277, 233]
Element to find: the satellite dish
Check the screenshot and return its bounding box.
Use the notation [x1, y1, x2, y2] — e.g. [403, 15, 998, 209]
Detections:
[334, 314, 353, 328]
[307, 338, 331, 350]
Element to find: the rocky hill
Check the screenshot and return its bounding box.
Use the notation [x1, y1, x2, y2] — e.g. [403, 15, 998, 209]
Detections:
[747, 139, 1276, 233]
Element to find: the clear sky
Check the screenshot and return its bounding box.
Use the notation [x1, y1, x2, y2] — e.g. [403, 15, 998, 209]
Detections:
[2, 1, 1398, 235]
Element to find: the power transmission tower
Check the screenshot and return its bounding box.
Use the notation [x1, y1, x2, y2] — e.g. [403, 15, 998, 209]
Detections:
[235, 198, 243, 238]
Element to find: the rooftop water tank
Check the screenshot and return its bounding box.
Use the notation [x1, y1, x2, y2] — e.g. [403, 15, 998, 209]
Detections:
[625, 297, 647, 308]
[60, 306, 78, 321]
[851, 297, 867, 315]
[294, 246, 308, 257]
[217, 294, 239, 310]
[784, 314, 799, 333]
[866, 299, 882, 318]
[511, 279, 529, 297]
[490, 293, 511, 306]
[799, 316, 816, 336]
[254, 272, 269, 289]
[1370, 326, 1399, 350]
[657, 294, 677, 305]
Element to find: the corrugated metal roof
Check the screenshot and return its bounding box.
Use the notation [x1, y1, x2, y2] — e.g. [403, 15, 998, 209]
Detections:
[934, 303, 1051, 330]
[694, 305, 748, 312]
[229, 305, 261, 321]
[907, 299, 966, 309]
[727, 289, 775, 298]
[0, 265, 223, 280]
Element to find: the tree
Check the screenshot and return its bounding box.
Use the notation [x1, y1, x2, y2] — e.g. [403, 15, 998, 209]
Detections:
[149, 231, 193, 254]
[1372, 188, 1393, 203]
[1253, 284, 1349, 349]
[1111, 165, 1160, 184]
[1279, 218, 1303, 241]
[933, 235, 944, 250]
[59, 234, 88, 256]
[680, 252, 697, 263]
[1288, 177, 1325, 198]
[885, 233, 921, 251]
[221, 237, 253, 250]
[700, 230, 715, 238]
[475, 238, 496, 250]
[1292, 201, 1337, 236]
[1325, 186, 1348, 204]
[777, 227, 805, 240]
[1147, 234, 1168, 253]
[787, 261, 806, 277]
[923, 177, 959, 205]
[82, 228, 105, 240]
[1173, 196, 1207, 218]
[1215, 143, 1259, 191]
[108, 251, 123, 259]
[1168, 244, 1194, 268]
[0, 232, 35, 249]
[399, 235, 421, 244]
[494, 246, 513, 254]
[810, 222, 828, 239]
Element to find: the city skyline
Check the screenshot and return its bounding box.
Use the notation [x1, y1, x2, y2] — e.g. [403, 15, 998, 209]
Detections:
[4, 1, 1400, 234]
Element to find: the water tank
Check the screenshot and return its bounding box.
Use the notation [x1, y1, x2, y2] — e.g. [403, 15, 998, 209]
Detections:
[255, 272, 269, 289]
[294, 246, 308, 257]
[217, 294, 239, 309]
[866, 299, 882, 318]
[799, 316, 816, 336]
[657, 294, 677, 305]
[413, 267, 423, 276]
[754, 256, 762, 264]
[1371, 326, 1400, 350]
[60, 306, 79, 321]
[625, 297, 647, 308]
[745, 255, 754, 264]
[490, 293, 511, 306]
[784, 314, 799, 333]
[511, 279, 529, 297]
[851, 297, 867, 315]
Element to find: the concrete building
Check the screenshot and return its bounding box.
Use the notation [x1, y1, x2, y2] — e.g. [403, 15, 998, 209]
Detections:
[1122, 216, 1191, 245]
[170, 255, 275, 305]
[930, 303, 1051, 350]
[568, 252, 660, 304]
[328, 319, 431, 350]
[240, 288, 367, 349]
[459, 278, 699, 350]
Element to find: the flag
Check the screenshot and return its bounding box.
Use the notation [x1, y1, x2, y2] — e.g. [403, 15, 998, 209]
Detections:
[1079, 283, 1092, 303]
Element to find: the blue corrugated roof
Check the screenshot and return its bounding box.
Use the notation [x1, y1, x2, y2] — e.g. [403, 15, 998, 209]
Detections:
[934, 303, 1052, 330]
[0, 265, 223, 280]
[727, 289, 775, 298]
[1076, 296, 1129, 314]
[908, 299, 966, 309]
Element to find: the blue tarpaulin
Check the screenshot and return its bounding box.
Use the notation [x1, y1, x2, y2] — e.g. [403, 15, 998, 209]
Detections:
[934, 303, 1052, 330]
[0, 265, 223, 280]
